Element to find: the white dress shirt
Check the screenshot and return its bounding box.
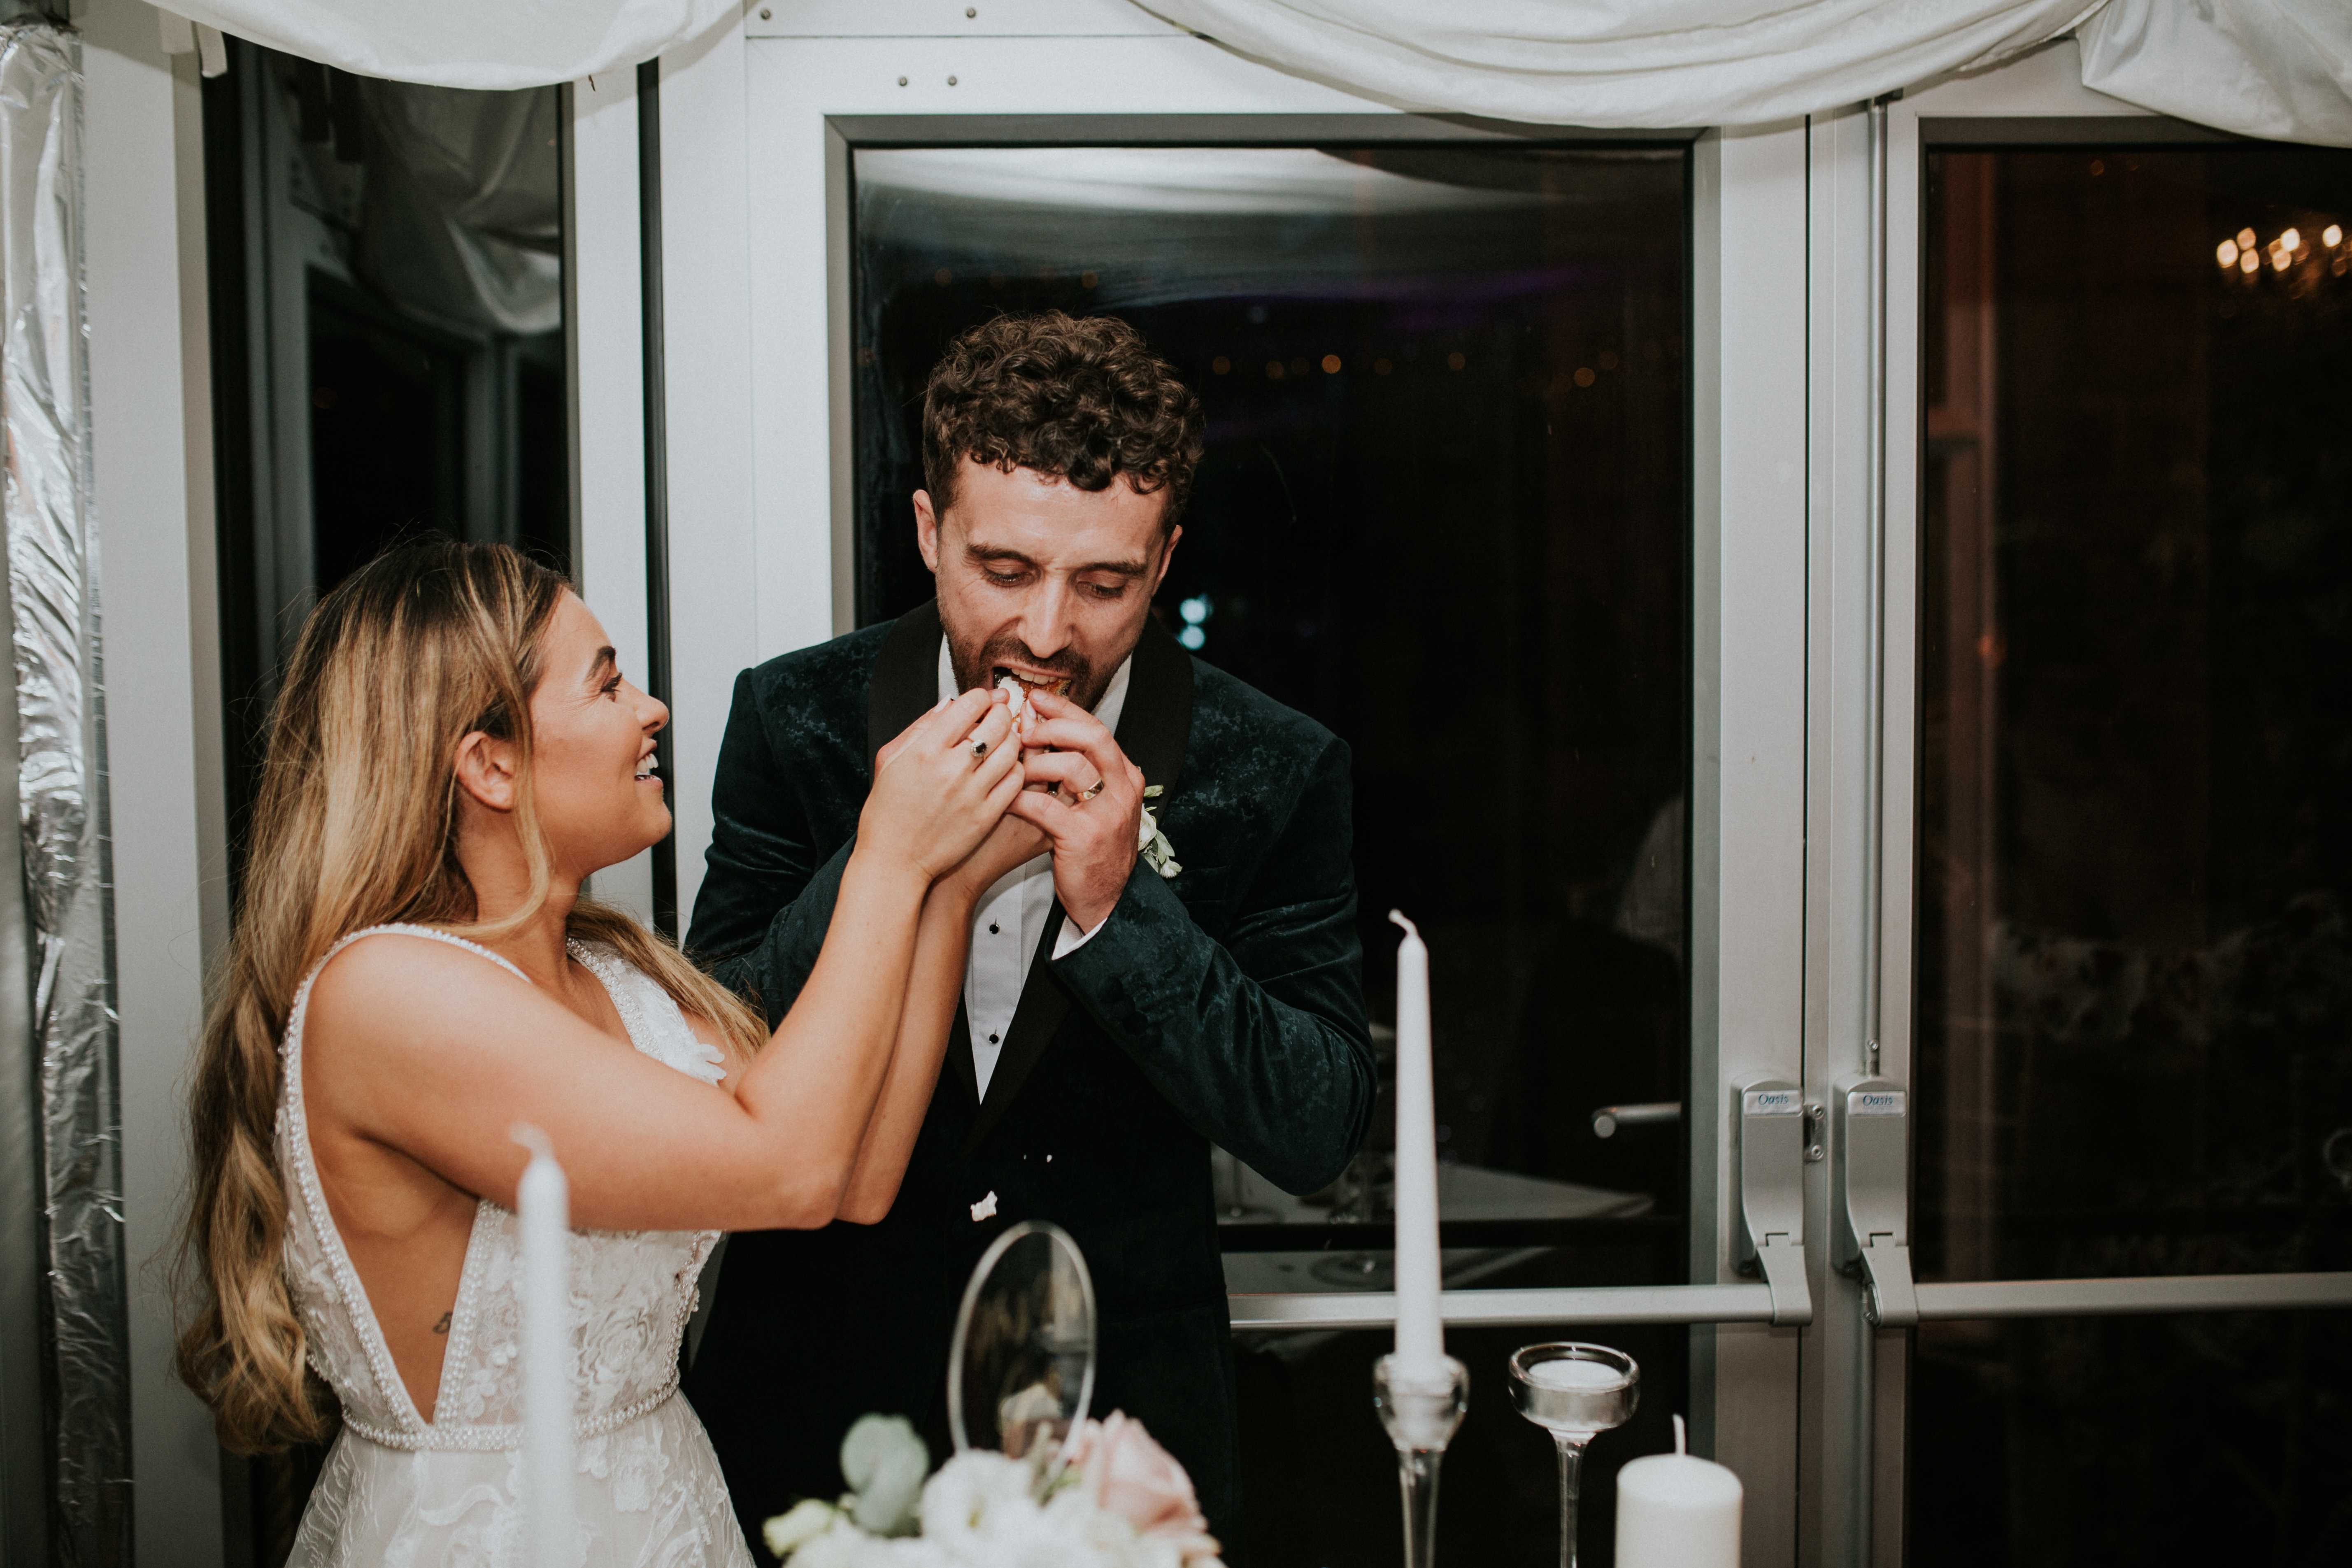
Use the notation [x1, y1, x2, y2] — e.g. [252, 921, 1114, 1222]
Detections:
[938, 639, 1131, 1097]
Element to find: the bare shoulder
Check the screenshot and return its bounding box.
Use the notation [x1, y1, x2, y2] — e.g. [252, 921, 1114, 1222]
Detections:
[306, 932, 538, 1056]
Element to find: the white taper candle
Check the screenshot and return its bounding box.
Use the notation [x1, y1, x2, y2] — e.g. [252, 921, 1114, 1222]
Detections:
[1388, 910, 1444, 1379]
[514, 1124, 575, 1568]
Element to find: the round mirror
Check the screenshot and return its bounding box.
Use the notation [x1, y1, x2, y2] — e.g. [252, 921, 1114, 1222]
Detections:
[946, 1220, 1097, 1471]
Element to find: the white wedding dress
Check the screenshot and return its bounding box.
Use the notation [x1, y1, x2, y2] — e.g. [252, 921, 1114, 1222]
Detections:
[276, 924, 757, 1567]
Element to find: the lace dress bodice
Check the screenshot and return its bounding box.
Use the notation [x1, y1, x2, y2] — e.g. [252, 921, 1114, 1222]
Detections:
[275, 924, 754, 1566]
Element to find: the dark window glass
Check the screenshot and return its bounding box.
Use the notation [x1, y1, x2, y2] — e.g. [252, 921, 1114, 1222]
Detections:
[307, 276, 470, 588]
[854, 142, 1690, 1565]
[1915, 145, 2352, 1566]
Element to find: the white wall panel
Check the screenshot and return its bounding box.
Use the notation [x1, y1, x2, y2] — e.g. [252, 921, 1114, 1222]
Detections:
[81, 3, 228, 1562]
[661, 23, 762, 927]
[569, 72, 657, 926]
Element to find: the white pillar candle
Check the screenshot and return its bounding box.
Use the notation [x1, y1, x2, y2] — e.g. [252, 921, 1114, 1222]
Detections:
[1387, 910, 1445, 1380]
[515, 1124, 575, 1568]
[1615, 1415, 1742, 1568]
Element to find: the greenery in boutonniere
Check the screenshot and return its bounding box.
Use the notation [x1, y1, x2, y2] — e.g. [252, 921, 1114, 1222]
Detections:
[1137, 786, 1180, 879]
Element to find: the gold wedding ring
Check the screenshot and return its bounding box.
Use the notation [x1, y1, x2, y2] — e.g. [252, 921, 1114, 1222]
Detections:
[1074, 778, 1106, 803]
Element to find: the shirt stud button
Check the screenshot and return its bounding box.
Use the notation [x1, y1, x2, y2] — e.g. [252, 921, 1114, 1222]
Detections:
[989, 1032, 1000, 1044]
[989, 923, 1000, 935]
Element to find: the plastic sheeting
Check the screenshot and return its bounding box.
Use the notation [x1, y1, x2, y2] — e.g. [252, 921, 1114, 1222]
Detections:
[0, 22, 129, 1568]
[1137, 0, 2352, 145]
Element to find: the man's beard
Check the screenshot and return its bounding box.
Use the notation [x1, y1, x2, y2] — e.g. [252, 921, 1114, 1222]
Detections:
[949, 633, 1110, 713]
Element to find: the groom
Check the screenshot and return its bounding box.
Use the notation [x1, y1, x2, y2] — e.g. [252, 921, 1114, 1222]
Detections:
[682, 312, 1373, 1556]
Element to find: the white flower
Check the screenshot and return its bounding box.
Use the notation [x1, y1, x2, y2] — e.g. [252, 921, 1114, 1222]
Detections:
[765, 1500, 843, 1561]
[918, 1450, 1036, 1542]
[1137, 786, 1181, 879]
[840, 1414, 929, 1536]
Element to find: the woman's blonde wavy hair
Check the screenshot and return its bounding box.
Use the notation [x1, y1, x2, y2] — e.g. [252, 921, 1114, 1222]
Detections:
[174, 540, 764, 1454]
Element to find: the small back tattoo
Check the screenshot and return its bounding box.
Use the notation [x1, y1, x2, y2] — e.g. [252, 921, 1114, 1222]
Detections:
[431, 1311, 452, 1335]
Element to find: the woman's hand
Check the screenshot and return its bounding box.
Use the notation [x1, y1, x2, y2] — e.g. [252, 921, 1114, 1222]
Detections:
[942, 812, 1052, 906]
[858, 689, 1021, 881]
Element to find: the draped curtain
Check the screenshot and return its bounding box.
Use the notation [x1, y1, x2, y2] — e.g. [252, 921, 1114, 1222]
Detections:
[1134, 0, 2352, 143]
[155, 0, 2352, 143]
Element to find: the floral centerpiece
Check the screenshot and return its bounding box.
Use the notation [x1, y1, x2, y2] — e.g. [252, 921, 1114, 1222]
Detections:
[764, 1412, 1222, 1568]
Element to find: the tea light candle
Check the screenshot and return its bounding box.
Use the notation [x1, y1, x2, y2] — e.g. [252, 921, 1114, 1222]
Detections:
[1528, 1358, 1628, 1392]
[515, 1125, 575, 1568]
[1616, 1415, 1742, 1568]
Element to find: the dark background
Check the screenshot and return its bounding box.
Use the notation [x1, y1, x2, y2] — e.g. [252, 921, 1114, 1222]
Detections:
[1913, 144, 2352, 1568]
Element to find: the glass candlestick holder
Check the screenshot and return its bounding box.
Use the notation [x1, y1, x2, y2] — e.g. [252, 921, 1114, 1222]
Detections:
[1373, 1353, 1469, 1568]
[1507, 1342, 1638, 1568]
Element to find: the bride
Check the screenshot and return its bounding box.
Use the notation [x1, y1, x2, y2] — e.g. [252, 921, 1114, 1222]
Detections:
[173, 541, 1038, 1565]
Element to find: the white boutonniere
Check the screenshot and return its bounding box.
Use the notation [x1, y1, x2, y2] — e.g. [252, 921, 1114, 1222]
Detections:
[1138, 785, 1181, 879]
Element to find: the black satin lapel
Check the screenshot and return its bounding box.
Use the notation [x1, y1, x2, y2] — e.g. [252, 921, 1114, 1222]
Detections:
[1117, 617, 1196, 796]
[965, 903, 1071, 1153]
[945, 996, 979, 1107]
[867, 598, 945, 770]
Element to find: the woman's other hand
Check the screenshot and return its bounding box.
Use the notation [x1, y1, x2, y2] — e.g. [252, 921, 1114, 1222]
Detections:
[860, 688, 1019, 880]
[943, 812, 1052, 904]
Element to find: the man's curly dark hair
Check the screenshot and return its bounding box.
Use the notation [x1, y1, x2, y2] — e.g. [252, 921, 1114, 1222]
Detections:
[921, 312, 1205, 533]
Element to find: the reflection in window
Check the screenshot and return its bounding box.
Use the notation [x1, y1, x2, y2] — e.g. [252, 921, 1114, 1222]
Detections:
[854, 143, 1690, 1564]
[1916, 146, 2352, 1565]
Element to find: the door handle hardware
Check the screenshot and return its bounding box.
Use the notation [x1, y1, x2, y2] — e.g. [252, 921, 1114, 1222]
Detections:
[1731, 1073, 1812, 1326]
[1832, 1072, 1918, 1327]
[1590, 1101, 1681, 1138]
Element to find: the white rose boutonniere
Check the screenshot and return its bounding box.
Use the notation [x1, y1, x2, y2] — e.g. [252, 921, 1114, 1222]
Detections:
[1137, 786, 1180, 879]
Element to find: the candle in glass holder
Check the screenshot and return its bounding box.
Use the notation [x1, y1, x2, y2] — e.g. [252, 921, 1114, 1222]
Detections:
[1615, 1415, 1741, 1568]
[1387, 911, 1443, 1380]
[1527, 1358, 1627, 1391]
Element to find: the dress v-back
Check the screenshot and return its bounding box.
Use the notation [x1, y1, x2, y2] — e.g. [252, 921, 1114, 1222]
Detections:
[276, 923, 755, 1567]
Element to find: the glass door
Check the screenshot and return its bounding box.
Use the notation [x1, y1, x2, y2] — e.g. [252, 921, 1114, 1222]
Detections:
[724, 16, 1810, 1568]
[1876, 62, 2352, 1568]
[847, 131, 1701, 1566]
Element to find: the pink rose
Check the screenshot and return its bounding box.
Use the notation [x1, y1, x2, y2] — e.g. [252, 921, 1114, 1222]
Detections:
[1063, 1412, 1223, 1564]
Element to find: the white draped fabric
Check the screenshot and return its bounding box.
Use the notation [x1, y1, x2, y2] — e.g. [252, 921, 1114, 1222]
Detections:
[2075, 0, 2352, 146]
[157, 0, 2352, 141]
[1140, 0, 2106, 127]
[1137, 0, 2352, 144]
[156, 0, 738, 90]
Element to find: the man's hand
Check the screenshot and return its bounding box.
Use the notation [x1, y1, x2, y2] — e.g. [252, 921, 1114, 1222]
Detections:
[1005, 689, 1147, 935]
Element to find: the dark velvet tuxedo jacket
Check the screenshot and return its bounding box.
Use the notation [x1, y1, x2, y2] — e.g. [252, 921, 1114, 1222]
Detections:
[679, 600, 1374, 1556]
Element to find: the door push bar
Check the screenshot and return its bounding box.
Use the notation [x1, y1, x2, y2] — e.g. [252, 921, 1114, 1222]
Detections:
[1228, 1074, 1825, 1332]
[1590, 1101, 1682, 1138]
[1832, 1072, 1919, 1327]
[1732, 1075, 1813, 1326]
